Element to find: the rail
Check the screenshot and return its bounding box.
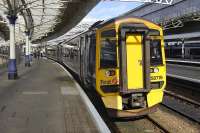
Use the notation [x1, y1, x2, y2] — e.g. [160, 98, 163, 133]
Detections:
[164, 77, 200, 123]
[146, 115, 170, 133]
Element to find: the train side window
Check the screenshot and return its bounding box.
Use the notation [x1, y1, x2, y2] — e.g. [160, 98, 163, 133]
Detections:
[100, 38, 117, 68]
[150, 40, 163, 66]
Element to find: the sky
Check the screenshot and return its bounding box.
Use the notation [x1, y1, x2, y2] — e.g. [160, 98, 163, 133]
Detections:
[81, 1, 142, 23]
[51, 1, 142, 42]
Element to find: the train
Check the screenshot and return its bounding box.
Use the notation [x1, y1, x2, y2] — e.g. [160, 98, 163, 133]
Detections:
[46, 16, 166, 118]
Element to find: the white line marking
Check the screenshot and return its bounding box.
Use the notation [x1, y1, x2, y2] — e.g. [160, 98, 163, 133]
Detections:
[167, 73, 200, 83]
[167, 59, 200, 64]
[22, 91, 48, 95]
[55, 62, 111, 133]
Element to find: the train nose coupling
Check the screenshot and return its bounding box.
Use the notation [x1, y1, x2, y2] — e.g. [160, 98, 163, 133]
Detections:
[129, 93, 145, 109]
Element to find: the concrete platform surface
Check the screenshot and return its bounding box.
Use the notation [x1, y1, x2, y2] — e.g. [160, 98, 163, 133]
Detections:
[167, 64, 200, 81]
[0, 59, 100, 133]
[167, 58, 200, 62]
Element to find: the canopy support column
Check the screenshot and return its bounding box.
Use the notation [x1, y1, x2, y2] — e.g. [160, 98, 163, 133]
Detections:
[25, 31, 31, 67]
[7, 15, 18, 79]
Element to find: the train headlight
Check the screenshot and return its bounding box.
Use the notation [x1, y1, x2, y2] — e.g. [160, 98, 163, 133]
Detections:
[154, 68, 159, 73]
[150, 68, 159, 73]
[105, 70, 116, 77]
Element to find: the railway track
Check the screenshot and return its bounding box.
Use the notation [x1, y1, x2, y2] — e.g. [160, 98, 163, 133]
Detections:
[162, 91, 200, 124]
[164, 90, 200, 107]
[167, 75, 200, 93]
[114, 116, 170, 133]
[146, 115, 170, 133]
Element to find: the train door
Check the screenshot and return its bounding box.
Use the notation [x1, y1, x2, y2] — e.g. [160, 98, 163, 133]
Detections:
[126, 33, 144, 89]
[82, 35, 90, 85]
[88, 34, 96, 86]
[119, 26, 150, 93]
[80, 36, 85, 80]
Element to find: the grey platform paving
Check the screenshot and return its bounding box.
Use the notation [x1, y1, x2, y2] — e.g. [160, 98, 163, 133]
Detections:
[0, 59, 99, 133]
[167, 58, 200, 62]
[167, 64, 200, 81]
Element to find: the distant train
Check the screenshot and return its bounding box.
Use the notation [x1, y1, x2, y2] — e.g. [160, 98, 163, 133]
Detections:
[46, 16, 166, 118]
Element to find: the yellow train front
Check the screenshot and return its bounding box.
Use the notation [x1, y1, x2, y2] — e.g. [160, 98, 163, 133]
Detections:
[95, 17, 166, 117]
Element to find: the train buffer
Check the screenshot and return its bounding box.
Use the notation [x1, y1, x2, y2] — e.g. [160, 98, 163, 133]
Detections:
[0, 59, 110, 133]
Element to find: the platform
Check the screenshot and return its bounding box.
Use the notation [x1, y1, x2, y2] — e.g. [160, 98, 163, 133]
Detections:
[0, 59, 107, 133]
[166, 58, 200, 66]
[167, 64, 200, 82]
[167, 58, 200, 64]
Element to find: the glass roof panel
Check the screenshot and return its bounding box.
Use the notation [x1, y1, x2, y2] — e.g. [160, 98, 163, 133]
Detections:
[0, 0, 67, 44]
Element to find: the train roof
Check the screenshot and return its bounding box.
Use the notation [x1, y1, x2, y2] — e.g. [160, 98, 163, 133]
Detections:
[60, 30, 90, 46]
[90, 15, 158, 29]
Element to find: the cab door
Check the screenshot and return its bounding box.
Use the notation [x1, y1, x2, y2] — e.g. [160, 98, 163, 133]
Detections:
[126, 33, 144, 90]
[119, 27, 150, 93]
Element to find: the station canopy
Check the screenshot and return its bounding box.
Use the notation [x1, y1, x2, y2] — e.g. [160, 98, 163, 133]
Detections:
[0, 0, 98, 44]
[0, 0, 174, 46]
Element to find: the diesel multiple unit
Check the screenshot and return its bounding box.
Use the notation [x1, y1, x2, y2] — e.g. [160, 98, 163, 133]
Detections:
[46, 16, 166, 117]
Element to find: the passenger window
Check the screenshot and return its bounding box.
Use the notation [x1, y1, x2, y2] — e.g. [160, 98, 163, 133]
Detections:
[100, 38, 117, 68]
[150, 40, 163, 66]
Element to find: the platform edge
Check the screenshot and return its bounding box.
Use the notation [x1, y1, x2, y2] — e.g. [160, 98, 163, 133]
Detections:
[56, 62, 111, 133]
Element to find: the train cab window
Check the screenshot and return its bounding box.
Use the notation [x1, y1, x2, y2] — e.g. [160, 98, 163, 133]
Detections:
[100, 38, 117, 68]
[150, 40, 163, 66]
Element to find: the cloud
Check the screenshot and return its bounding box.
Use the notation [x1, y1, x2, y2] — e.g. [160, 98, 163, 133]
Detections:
[81, 1, 141, 22]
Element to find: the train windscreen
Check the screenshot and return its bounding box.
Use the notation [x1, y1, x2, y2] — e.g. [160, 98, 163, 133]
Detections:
[150, 40, 163, 66]
[100, 39, 117, 68]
